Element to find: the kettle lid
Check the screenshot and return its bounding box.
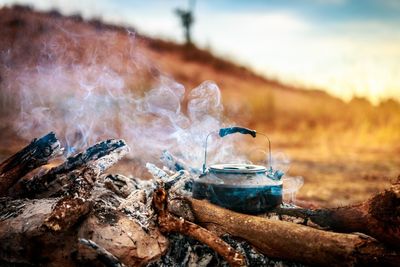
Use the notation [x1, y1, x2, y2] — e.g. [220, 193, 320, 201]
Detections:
[209, 163, 266, 174]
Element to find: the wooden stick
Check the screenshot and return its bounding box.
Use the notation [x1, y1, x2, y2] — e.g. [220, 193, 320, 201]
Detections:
[186, 197, 400, 267]
[0, 132, 61, 196]
[153, 188, 246, 267]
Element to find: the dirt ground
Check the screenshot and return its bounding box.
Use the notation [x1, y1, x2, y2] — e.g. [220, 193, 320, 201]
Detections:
[287, 147, 398, 207]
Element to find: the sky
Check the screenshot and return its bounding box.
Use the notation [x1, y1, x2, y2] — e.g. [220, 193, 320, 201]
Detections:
[1, 0, 400, 103]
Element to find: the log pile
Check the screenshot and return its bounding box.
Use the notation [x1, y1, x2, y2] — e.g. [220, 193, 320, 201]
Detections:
[0, 133, 399, 266]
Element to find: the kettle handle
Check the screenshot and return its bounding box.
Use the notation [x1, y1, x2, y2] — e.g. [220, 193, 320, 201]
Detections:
[202, 126, 272, 174]
[219, 127, 256, 138]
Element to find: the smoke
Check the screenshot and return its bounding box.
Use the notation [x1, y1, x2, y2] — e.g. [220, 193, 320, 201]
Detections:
[282, 176, 304, 204]
[0, 18, 243, 171]
[271, 151, 291, 172]
[271, 152, 303, 203]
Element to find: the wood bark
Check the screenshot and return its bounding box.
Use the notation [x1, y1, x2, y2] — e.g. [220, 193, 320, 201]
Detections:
[184, 197, 400, 267]
[0, 132, 61, 196]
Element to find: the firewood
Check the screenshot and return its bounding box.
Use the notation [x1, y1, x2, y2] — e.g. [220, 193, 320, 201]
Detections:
[0, 137, 169, 266]
[0, 161, 114, 263]
[1, 134, 397, 267]
[261, 177, 400, 248]
[0, 132, 61, 196]
[153, 188, 246, 267]
[184, 197, 400, 267]
[10, 139, 129, 198]
[0, 197, 168, 266]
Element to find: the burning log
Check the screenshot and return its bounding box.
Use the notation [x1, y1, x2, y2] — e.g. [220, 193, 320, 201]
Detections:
[0, 135, 143, 266]
[0, 132, 61, 196]
[261, 177, 400, 249]
[183, 197, 400, 267]
[10, 139, 129, 198]
[6, 144, 128, 232]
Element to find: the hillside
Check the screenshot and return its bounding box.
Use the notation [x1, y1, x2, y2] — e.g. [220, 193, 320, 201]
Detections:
[0, 6, 399, 207]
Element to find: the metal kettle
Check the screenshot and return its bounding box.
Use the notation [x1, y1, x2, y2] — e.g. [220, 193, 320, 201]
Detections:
[192, 126, 283, 214]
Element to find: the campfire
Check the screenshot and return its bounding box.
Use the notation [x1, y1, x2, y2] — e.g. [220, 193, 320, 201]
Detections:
[0, 6, 399, 267]
[0, 131, 399, 266]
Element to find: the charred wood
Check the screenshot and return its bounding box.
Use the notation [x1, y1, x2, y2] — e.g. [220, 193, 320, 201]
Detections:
[148, 233, 303, 267]
[0, 132, 61, 196]
[10, 139, 129, 198]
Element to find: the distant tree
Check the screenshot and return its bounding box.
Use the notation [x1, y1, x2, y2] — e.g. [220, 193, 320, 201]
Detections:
[175, 0, 195, 45]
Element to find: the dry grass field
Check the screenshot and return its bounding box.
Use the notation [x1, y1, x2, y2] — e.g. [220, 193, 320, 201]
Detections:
[0, 6, 399, 207]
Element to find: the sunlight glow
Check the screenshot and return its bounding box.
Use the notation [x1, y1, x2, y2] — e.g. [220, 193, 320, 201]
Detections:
[1, 0, 399, 103]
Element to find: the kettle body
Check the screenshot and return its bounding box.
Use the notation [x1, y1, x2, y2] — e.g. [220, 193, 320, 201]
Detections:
[192, 127, 283, 214]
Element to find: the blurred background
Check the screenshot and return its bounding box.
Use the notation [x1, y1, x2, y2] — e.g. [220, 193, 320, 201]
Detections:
[0, 0, 399, 207]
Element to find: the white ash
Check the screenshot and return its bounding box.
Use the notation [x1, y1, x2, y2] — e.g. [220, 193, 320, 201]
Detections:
[89, 173, 156, 230]
[118, 188, 156, 231]
[146, 163, 170, 181]
[146, 163, 193, 196]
